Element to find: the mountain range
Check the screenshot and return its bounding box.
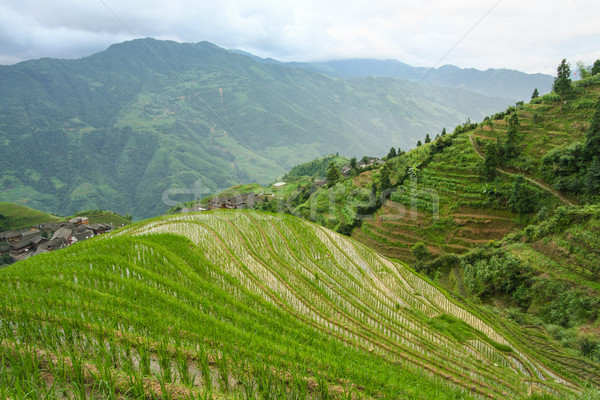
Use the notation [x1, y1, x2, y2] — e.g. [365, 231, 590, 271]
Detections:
[0, 38, 545, 218]
[290, 59, 553, 101]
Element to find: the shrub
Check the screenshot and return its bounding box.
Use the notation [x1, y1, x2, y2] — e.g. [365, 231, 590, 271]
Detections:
[463, 253, 533, 307]
[411, 241, 431, 262]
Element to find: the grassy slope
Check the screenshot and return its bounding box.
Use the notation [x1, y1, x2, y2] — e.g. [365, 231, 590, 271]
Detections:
[345, 79, 600, 364]
[68, 209, 132, 227]
[471, 77, 600, 199]
[352, 130, 564, 265]
[0, 201, 60, 230]
[0, 202, 131, 232]
[190, 79, 600, 373]
[1, 210, 596, 399]
[349, 79, 600, 261]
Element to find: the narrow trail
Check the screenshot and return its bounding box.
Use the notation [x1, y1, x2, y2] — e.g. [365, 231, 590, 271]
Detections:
[469, 134, 579, 206]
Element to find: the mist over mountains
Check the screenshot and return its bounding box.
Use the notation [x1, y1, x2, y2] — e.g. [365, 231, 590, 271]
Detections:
[0, 38, 542, 218]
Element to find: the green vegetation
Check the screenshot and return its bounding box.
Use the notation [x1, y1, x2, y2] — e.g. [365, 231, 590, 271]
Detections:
[283, 155, 348, 180]
[1, 210, 595, 399]
[0, 202, 60, 230]
[0, 202, 131, 232]
[220, 67, 600, 376]
[3, 45, 600, 399]
[0, 38, 511, 219]
[554, 59, 572, 113]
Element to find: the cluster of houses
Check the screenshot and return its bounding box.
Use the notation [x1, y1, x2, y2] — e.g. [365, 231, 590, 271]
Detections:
[207, 193, 258, 210]
[174, 157, 386, 215]
[341, 157, 385, 177]
[0, 217, 113, 262]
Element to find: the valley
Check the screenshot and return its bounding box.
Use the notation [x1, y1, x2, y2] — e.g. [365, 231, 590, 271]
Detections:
[0, 39, 526, 219]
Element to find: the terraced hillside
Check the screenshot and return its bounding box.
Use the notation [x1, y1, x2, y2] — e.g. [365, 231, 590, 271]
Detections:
[352, 77, 600, 264]
[0, 201, 60, 230]
[352, 132, 559, 263]
[471, 76, 600, 204]
[1, 210, 598, 399]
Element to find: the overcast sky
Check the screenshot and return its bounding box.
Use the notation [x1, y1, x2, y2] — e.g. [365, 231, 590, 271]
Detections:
[1, 0, 599, 74]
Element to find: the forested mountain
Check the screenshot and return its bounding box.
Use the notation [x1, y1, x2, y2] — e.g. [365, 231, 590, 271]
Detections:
[0, 38, 512, 219]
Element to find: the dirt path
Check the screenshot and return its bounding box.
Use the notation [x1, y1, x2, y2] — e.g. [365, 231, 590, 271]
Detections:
[469, 134, 578, 206]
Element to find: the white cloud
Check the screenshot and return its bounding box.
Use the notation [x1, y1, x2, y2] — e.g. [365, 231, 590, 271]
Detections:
[0, 0, 598, 73]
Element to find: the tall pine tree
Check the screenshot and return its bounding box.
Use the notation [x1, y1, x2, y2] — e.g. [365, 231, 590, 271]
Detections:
[482, 142, 499, 181]
[387, 147, 397, 159]
[553, 59, 572, 113]
[379, 165, 391, 191]
[326, 161, 341, 187]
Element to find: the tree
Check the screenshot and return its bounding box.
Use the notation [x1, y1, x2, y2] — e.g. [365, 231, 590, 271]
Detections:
[411, 241, 431, 262]
[387, 147, 397, 159]
[577, 61, 591, 80]
[326, 161, 341, 187]
[585, 157, 600, 196]
[424, 134, 431, 144]
[379, 165, 391, 191]
[553, 59, 572, 113]
[441, 127, 447, 136]
[592, 59, 600, 76]
[583, 99, 600, 161]
[482, 142, 499, 181]
[531, 88, 539, 100]
[503, 125, 518, 159]
[508, 112, 519, 129]
[416, 140, 422, 147]
[509, 175, 536, 214]
[0, 254, 14, 266]
[349, 157, 357, 169]
[0, 214, 8, 231]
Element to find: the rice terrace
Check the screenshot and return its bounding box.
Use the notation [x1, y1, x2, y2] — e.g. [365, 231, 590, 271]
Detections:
[0, 210, 598, 399]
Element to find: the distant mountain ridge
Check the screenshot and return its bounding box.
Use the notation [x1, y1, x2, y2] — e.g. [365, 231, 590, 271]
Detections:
[0, 38, 512, 218]
[265, 58, 553, 101]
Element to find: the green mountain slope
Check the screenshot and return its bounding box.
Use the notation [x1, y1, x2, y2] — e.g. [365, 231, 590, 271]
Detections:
[200, 75, 600, 364]
[1, 210, 597, 399]
[0, 38, 512, 219]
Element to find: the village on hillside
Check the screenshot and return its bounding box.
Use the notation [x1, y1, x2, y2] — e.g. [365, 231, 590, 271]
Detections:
[177, 156, 386, 213]
[0, 217, 114, 263]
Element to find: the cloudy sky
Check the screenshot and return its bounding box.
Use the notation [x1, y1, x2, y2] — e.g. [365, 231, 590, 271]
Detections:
[1, 0, 599, 74]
